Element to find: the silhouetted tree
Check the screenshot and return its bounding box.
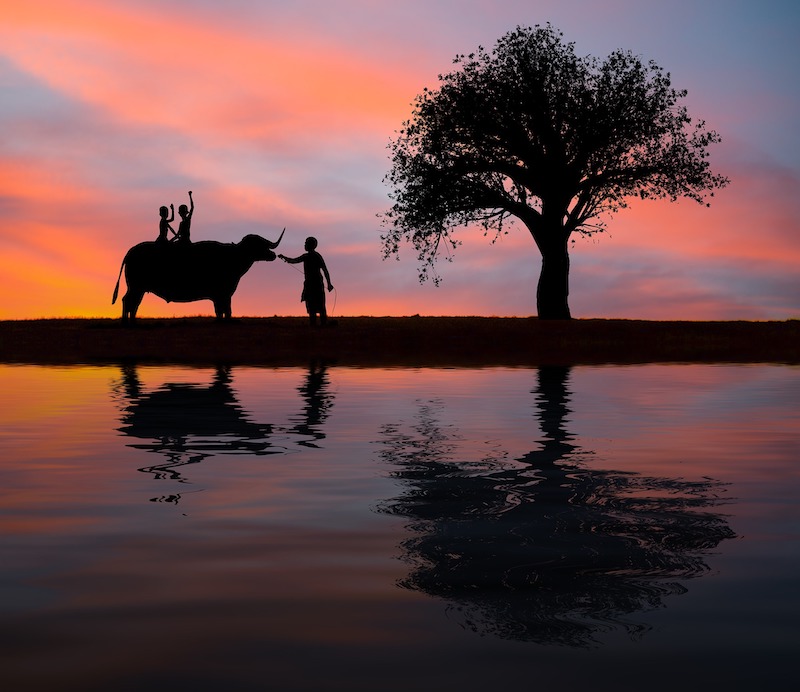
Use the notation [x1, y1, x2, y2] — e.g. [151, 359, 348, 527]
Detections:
[381, 25, 729, 319]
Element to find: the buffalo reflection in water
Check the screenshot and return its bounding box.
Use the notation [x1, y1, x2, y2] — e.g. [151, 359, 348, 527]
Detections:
[115, 363, 334, 484]
[377, 366, 736, 647]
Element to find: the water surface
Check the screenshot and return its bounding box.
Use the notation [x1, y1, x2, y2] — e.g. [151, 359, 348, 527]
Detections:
[0, 363, 797, 691]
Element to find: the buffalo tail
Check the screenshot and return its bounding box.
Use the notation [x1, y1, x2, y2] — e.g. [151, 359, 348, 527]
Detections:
[112, 258, 126, 304]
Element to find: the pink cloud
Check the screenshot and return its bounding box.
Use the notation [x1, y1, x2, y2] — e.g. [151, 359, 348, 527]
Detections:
[1, 0, 416, 147]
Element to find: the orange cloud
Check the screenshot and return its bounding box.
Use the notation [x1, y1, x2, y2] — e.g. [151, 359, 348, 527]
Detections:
[1, 0, 416, 146]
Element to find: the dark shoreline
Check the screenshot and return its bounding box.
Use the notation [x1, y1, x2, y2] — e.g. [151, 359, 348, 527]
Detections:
[0, 317, 797, 367]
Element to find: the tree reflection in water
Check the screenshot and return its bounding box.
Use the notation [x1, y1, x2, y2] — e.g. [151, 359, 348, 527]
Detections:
[377, 366, 736, 647]
[114, 363, 334, 485]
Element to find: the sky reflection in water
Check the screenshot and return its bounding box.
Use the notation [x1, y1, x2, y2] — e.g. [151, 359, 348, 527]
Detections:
[0, 363, 797, 691]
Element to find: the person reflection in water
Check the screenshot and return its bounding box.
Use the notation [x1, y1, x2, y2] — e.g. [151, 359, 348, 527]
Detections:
[377, 366, 736, 647]
[174, 190, 194, 244]
[290, 362, 334, 447]
[279, 237, 334, 327]
[156, 203, 175, 243]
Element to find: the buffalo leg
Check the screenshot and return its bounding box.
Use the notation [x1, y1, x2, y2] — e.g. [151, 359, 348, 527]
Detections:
[213, 297, 232, 321]
[122, 290, 144, 323]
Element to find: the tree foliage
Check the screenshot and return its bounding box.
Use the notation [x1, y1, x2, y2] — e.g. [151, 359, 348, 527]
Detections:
[380, 24, 729, 317]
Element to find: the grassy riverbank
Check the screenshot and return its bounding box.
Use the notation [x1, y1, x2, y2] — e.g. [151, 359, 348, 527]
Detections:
[0, 317, 797, 366]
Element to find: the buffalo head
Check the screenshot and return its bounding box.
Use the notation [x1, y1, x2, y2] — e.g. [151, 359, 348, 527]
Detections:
[240, 228, 284, 261]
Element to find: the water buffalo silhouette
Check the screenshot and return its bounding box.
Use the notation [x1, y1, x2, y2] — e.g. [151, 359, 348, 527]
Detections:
[112, 231, 284, 321]
[114, 363, 335, 484]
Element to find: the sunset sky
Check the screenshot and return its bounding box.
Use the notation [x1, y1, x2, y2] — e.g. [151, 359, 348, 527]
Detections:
[1, 0, 798, 320]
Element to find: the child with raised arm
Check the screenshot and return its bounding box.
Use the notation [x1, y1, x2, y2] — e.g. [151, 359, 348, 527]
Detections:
[156, 204, 175, 242]
[279, 236, 334, 327]
[174, 191, 194, 244]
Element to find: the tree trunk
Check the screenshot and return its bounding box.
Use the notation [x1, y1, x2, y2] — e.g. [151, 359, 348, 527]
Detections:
[536, 234, 572, 320]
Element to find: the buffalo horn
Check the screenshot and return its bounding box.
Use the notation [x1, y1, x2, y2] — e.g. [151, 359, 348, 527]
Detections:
[267, 228, 285, 249]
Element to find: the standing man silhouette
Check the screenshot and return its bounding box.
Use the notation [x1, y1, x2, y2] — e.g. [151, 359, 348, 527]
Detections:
[279, 237, 334, 326]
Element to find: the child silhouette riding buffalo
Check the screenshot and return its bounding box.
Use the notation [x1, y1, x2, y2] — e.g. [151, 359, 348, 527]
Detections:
[156, 191, 193, 244]
[113, 192, 285, 321]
